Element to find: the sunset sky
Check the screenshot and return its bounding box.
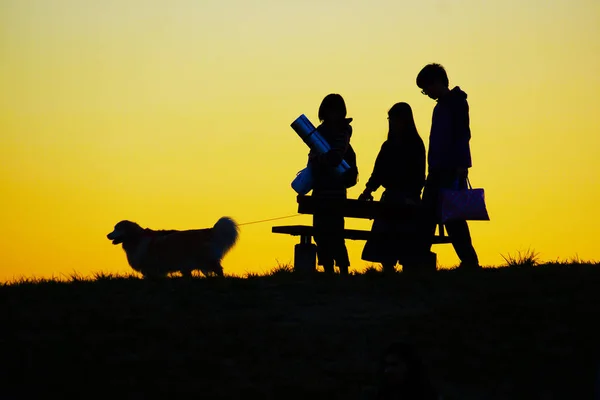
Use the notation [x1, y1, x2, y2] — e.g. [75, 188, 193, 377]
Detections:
[1, 0, 599, 281]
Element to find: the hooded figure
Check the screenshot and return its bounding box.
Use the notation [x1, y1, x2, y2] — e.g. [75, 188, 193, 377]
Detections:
[417, 63, 480, 270]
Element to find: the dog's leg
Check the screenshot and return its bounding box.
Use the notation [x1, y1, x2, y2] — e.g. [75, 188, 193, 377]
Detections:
[143, 271, 167, 280]
[180, 261, 196, 279]
[180, 269, 192, 279]
[200, 260, 224, 278]
[211, 260, 224, 277]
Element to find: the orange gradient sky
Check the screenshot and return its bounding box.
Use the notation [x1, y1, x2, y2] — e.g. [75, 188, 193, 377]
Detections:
[1, 0, 599, 281]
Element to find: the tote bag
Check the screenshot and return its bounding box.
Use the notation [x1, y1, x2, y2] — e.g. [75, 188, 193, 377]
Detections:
[440, 177, 490, 223]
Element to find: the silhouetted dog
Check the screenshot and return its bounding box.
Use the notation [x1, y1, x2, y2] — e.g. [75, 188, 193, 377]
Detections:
[107, 217, 239, 278]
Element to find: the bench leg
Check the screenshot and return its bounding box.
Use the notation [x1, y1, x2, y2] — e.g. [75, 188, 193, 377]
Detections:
[294, 235, 317, 274]
[438, 223, 446, 237]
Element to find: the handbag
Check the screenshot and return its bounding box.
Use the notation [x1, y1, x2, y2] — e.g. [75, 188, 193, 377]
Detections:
[440, 177, 490, 223]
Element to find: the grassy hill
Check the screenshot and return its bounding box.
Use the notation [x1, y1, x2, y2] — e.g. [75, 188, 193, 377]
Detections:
[2, 261, 600, 399]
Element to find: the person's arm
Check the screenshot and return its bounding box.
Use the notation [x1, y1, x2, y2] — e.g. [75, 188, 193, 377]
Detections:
[428, 105, 454, 172]
[417, 140, 426, 190]
[317, 126, 351, 168]
[359, 143, 387, 200]
[452, 100, 472, 174]
[365, 143, 387, 192]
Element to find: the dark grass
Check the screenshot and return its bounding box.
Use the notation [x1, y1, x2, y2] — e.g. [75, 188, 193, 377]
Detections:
[2, 258, 600, 399]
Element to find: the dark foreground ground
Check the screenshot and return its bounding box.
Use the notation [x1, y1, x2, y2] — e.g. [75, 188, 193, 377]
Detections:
[2, 263, 600, 399]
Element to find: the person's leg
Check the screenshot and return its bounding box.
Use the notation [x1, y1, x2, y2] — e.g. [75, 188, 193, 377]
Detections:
[445, 221, 479, 268]
[380, 191, 405, 275]
[393, 190, 435, 273]
[332, 214, 350, 275]
[444, 173, 480, 268]
[381, 260, 397, 274]
[320, 190, 349, 275]
[363, 191, 395, 270]
[313, 213, 334, 273]
[338, 264, 349, 276]
[399, 240, 436, 274]
[420, 173, 441, 254]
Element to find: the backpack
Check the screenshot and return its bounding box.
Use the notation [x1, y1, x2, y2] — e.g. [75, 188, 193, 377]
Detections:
[341, 143, 359, 188]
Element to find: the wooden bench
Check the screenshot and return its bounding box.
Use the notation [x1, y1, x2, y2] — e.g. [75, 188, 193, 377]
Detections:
[272, 195, 452, 272]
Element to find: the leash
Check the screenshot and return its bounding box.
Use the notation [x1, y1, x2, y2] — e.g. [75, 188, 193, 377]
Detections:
[237, 213, 302, 227]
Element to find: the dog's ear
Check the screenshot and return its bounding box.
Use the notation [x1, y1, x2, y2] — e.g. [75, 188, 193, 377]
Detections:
[114, 220, 137, 230]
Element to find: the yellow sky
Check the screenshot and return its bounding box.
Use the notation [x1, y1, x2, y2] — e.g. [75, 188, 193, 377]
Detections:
[1, 0, 599, 281]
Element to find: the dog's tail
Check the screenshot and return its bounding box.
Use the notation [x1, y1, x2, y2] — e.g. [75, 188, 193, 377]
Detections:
[211, 216, 240, 260]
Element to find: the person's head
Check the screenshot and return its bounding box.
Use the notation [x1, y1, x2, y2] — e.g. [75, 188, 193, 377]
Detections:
[318, 93, 348, 124]
[387, 102, 419, 142]
[416, 63, 450, 100]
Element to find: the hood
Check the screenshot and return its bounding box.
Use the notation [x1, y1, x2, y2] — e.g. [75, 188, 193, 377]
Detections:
[439, 86, 468, 104]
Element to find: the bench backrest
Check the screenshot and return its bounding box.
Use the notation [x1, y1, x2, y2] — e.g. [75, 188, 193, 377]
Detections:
[297, 195, 424, 220]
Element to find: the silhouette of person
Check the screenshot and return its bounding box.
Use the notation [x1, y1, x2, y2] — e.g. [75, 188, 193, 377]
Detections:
[359, 102, 432, 273]
[373, 342, 440, 400]
[416, 63, 480, 269]
[308, 93, 359, 275]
